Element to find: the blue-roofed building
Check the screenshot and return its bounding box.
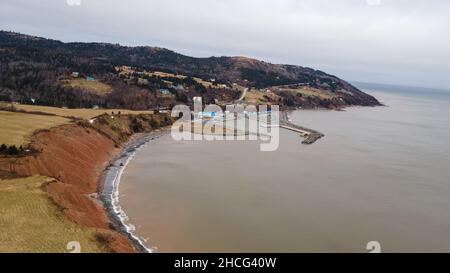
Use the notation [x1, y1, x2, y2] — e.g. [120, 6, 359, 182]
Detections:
[197, 111, 219, 118]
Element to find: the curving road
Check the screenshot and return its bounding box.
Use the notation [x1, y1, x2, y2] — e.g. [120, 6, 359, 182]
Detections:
[236, 88, 248, 102]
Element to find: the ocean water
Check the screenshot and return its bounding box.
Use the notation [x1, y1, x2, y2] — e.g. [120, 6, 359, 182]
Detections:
[119, 84, 450, 253]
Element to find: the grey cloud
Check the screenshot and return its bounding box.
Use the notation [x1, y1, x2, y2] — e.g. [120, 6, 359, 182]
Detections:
[1, 0, 449, 89]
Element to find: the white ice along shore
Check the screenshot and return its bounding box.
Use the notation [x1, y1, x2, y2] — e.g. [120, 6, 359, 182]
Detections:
[101, 132, 168, 253]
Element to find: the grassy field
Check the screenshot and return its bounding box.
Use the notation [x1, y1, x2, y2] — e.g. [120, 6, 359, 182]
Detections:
[117, 65, 243, 90]
[0, 110, 71, 147]
[0, 176, 109, 253]
[244, 90, 273, 104]
[279, 87, 337, 99]
[61, 78, 112, 95]
[2, 103, 154, 120]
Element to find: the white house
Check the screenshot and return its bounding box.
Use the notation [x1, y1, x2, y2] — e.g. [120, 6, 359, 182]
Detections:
[159, 89, 171, 95]
[193, 97, 202, 104]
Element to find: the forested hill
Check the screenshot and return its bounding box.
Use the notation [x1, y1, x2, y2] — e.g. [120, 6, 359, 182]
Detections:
[0, 31, 381, 110]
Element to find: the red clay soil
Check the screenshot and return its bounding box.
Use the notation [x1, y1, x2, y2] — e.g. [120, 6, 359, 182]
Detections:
[0, 124, 136, 253]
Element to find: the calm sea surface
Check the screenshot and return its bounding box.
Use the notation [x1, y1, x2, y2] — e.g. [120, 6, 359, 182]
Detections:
[120, 84, 450, 252]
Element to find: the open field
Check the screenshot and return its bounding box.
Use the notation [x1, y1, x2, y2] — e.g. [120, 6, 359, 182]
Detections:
[61, 78, 113, 95]
[244, 90, 276, 104]
[277, 86, 337, 99]
[193, 77, 228, 89]
[117, 65, 246, 90]
[0, 176, 109, 253]
[118, 66, 188, 80]
[0, 110, 71, 147]
[151, 71, 187, 79]
[1, 102, 154, 120]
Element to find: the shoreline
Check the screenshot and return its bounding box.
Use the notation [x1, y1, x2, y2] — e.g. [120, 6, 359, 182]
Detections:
[0, 112, 174, 253]
[99, 129, 170, 253]
[98, 111, 323, 253]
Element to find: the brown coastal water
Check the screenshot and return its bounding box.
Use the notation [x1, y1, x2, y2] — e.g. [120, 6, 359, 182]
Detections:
[119, 87, 450, 252]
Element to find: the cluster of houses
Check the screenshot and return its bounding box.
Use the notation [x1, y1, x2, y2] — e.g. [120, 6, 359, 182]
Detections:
[195, 109, 272, 119]
[71, 72, 95, 81]
[137, 78, 149, 86]
[192, 96, 273, 120]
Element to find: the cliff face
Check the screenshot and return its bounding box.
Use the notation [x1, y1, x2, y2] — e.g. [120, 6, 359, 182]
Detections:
[0, 114, 173, 253]
[0, 124, 135, 252]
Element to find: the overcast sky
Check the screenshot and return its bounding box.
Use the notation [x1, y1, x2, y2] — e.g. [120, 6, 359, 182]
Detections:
[1, 0, 449, 89]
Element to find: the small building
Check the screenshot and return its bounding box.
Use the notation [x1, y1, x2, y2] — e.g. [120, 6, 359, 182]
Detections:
[86, 76, 95, 81]
[197, 111, 217, 118]
[71, 72, 80, 78]
[193, 97, 202, 105]
[158, 89, 171, 95]
[138, 78, 149, 85]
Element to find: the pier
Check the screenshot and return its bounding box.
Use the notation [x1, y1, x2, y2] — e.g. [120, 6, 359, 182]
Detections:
[280, 112, 324, 145]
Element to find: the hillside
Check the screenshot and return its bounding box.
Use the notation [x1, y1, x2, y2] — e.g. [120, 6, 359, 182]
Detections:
[0, 31, 381, 110]
[0, 109, 173, 253]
